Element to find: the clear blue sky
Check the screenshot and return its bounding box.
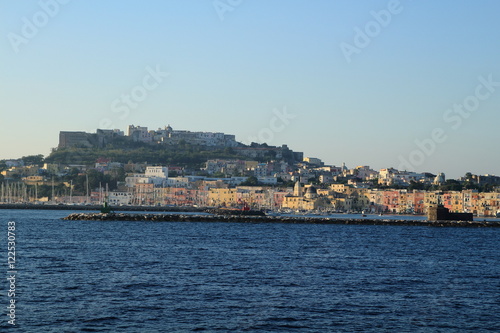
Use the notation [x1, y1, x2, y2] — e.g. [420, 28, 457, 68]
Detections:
[1, 0, 500, 178]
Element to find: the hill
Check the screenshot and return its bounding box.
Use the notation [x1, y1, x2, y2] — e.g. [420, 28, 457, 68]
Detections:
[45, 141, 302, 168]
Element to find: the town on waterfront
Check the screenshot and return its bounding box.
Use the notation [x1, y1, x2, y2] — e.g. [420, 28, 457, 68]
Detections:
[5, 2, 500, 332]
[2, 124, 500, 218]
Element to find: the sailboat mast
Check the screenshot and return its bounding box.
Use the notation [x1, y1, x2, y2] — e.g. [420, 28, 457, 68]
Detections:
[86, 173, 89, 204]
[51, 177, 55, 203]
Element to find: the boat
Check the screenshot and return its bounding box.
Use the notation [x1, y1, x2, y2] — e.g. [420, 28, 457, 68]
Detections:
[265, 210, 281, 217]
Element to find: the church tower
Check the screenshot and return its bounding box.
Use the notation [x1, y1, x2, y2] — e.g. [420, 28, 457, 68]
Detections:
[294, 181, 302, 197]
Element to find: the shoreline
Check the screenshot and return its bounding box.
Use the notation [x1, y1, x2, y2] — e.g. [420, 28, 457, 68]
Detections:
[0, 203, 204, 212]
[62, 212, 500, 228]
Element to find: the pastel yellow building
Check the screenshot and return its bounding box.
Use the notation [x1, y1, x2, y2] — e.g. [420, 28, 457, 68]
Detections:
[330, 184, 348, 193]
[282, 183, 331, 211]
[424, 192, 439, 209]
[477, 192, 500, 216]
[208, 188, 238, 207]
[23, 176, 45, 186]
[450, 191, 464, 213]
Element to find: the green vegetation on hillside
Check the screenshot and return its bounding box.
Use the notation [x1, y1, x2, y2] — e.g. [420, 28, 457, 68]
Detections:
[22, 154, 44, 166]
[45, 144, 252, 168]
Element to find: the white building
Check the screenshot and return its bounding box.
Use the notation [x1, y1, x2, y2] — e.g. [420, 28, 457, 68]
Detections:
[378, 168, 426, 186]
[108, 191, 133, 205]
[166, 177, 190, 188]
[433, 173, 446, 185]
[354, 166, 378, 180]
[145, 166, 168, 178]
[319, 174, 333, 184]
[151, 125, 238, 147]
[258, 177, 278, 185]
[125, 174, 148, 188]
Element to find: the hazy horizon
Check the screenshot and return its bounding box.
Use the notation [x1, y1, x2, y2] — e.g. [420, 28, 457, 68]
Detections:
[2, 0, 500, 179]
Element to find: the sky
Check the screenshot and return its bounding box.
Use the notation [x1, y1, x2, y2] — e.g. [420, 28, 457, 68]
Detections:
[1, 0, 500, 179]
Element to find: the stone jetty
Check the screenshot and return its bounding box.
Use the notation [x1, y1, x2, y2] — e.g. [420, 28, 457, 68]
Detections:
[62, 213, 500, 227]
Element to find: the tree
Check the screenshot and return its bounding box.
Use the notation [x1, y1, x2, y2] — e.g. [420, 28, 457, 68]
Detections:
[240, 176, 259, 186]
[408, 180, 425, 191]
[264, 151, 276, 160]
[66, 167, 80, 178]
[308, 177, 319, 185]
[277, 178, 295, 187]
[440, 179, 462, 192]
[212, 172, 225, 178]
[37, 185, 52, 199]
[109, 167, 126, 182]
[463, 182, 479, 190]
[22, 154, 44, 166]
[481, 184, 494, 193]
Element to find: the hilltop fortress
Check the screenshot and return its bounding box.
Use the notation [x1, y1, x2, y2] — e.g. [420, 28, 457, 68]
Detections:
[59, 125, 237, 148]
[58, 125, 303, 162]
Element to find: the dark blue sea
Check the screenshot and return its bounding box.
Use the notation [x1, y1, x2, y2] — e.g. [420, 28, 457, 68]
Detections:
[1, 209, 499, 332]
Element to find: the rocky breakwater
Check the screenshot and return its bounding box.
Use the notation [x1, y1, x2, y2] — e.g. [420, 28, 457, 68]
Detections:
[62, 213, 500, 227]
[204, 208, 266, 216]
[64, 213, 218, 222]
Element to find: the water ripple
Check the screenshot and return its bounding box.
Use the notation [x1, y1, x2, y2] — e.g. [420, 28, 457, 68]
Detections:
[1, 210, 499, 332]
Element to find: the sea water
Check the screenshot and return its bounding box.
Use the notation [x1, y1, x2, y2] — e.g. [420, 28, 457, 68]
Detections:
[1, 209, 499, 332]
